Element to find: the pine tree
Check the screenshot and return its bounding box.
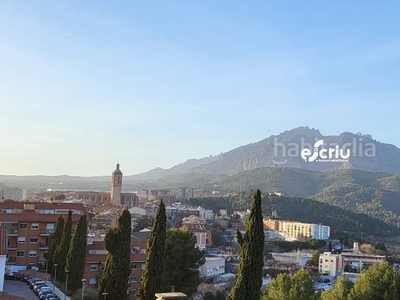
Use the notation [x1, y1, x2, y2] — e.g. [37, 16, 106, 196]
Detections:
[321, 275, 353, 300]
[137, 200, 166, 300]
[348, 261, 400, 300]
[226, 189, 265, 300]
[66, 214, 88, 293]
[48, 215, 64, 276]
[98, 209, 132, 300]
[53, 210, 72, 282]
[162, 228, 205, 296]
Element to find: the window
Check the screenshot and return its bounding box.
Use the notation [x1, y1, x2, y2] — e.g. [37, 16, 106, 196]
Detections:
[130, 276, 138, 283]
[29, 250, 37, 257]
[30, 237, 38, 243]
[19, 223, 27, 229]
[16, 250, 24, 257]
[141, 263, 146, 270]
[90, 264, 98, 272]
[89, 278, 97, 285]
[131, 263, 137, 269]
[31, 223, 39, 230]
[17, 236, 26, 244]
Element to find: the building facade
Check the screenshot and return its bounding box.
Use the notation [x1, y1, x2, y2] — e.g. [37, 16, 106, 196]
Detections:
[84, 231, 149, 298]
[264, 218, 330, 241]
[0, 202, 87, 267]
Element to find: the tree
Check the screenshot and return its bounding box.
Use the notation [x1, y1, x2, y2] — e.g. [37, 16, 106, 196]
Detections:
[53, 210, 72, 282]
[375, 242, 387, 255]
[162, 228, 205, 296]
[263, 270, 317, 300]
[262, 273, 292, 300]
[226, 189, 264, 300]
[66, 215, 88, 293]
[321, 275, 353, 300]
[98, 210, 132, 300]
[348, 261, 400, 300]
[137, 201, 166, 300]
[211, 228, 224, 247]
[48, 215, 64, 276]
[307, 250, 320, 267]
[134, 215, 153, 232]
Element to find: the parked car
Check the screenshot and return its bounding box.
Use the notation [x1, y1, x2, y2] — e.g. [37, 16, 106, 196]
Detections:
[24, 274, 33, 282]
[38, 286, 52, 299]
[44, 294, 60, 300]
[4, 272, 23, 280]
[42, 293, 59, 300]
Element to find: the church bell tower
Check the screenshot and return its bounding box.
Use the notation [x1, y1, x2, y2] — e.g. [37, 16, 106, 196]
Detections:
[111, 163, 122, 205]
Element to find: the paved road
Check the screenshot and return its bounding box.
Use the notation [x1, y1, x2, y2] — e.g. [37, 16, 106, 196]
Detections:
[3, 280, 38, 300]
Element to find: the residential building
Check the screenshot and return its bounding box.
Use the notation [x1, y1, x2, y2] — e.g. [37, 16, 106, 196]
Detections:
[181, 215, 212, 249]
[199, 257, 226, 281]
[264, 218, 330, 241]
[0, 201, 87, 267]
[2, 188, 27, 201]
[319, 242, 385, 277]
[84, 231, 149, 297]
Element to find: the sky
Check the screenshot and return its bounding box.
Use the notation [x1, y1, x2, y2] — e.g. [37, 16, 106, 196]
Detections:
[1, 1, 400, 176]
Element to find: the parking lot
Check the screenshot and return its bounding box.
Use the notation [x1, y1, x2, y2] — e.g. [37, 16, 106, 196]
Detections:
[3, 280, 38, 300]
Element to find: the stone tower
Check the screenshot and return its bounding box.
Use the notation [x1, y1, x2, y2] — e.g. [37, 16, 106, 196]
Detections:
[111, 163, 123, 205]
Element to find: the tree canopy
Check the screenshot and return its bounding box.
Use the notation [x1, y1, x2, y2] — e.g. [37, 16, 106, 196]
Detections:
[137, 201, 166, 300]
[263, 270, 317, 300]
[53, 210, 72, 282]
[226, 189, 265, 300]
[162, 228, 205, 296]
[66, 214, 88, 293]
[48, 215, 64, 277]
[98, 209, 132, 300]
[348, 261, 400, 300]
[321, 275, 353, 300]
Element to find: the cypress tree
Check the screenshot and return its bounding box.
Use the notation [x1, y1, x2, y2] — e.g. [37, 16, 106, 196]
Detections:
[226, 189, 265, 300]
[66, 214, 88, 293]
[98, 209, 132, 300]
[53, 210, 72, 282]
[137, 200, 166, 300]
[48, 215, 64, 276]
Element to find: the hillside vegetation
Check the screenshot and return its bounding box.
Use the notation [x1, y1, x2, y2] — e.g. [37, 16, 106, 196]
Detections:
[188, 193, 400, 238]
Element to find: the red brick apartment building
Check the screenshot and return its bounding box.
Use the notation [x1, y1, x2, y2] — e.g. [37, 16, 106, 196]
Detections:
[1, 201, 150, 297]
[0, 201, 86, 267]
[85, 231, 149, 297]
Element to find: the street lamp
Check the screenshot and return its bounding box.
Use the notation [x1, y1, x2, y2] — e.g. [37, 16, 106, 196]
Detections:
[102, 290, 108, 300]
[45, 259, 49, 283]
[65, 269, 70, 300]
[53, 264, 58, 293]
[81, 278, 86, 300]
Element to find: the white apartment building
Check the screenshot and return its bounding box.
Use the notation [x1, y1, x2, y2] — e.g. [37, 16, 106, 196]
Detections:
[270, 219, 330, 241]
[2, 188, 27, 201]
[199, 257, 225, 279]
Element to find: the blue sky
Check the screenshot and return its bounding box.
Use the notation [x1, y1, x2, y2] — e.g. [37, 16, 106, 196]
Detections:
[1, 1, 399, 176]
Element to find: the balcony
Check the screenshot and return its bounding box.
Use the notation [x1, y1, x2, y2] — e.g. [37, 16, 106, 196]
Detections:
[40, 229, 54, 236]
[7, 229, 18, 236]
[7, 244, 17, 250]
[39, 243, 49, 250]
[7, 256, 16, 263]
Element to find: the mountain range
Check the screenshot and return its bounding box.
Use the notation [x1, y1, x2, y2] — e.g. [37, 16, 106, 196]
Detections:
[2, 127, 400, 228]
[130, 126, 400, 178]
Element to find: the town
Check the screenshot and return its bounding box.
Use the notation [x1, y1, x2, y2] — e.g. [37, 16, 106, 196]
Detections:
[0, 164, 394, 300]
